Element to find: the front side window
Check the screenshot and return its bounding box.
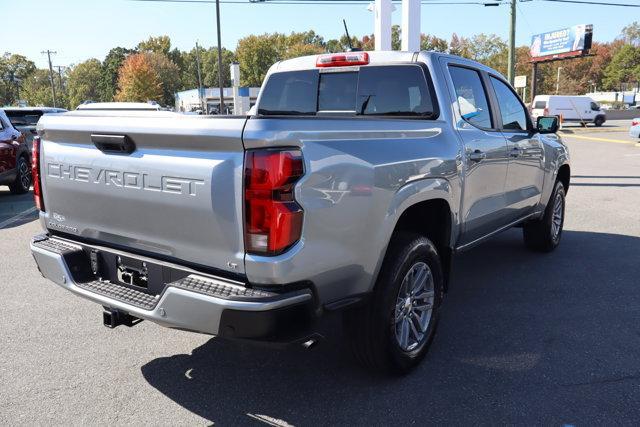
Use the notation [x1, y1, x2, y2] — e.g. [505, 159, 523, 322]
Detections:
[449, 66, 492, 129]
[490, 76, 528, 131]
[534, 100, 547, 109]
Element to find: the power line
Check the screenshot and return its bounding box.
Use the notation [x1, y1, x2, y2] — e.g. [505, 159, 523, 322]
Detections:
[532, 0, 640, 6]
[131, 0, 504, 4]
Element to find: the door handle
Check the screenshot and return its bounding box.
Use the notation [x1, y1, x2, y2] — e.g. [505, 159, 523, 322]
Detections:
[510, 146, 522, 158]
[91, 134, 135, 154]
[468, 150, 486, 162]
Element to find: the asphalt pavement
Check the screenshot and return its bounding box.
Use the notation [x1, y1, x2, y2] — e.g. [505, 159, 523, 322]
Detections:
[1, 126, 639, 425]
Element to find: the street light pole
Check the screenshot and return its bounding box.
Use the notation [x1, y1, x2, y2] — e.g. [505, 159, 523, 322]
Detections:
[556, 66, 563, 94]
[507, 0, 516, 85]
[215, 0, 225, 114]
[195, 41, 205, 112]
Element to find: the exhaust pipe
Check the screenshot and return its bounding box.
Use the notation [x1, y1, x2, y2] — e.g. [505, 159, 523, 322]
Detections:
[103, 308, 141, 328]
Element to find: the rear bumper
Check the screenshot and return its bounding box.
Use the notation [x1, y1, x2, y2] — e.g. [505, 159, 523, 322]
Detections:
[30, 235, 314, 341]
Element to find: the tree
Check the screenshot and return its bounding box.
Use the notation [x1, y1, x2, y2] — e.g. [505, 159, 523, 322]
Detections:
[100, 47, 134, 102]
[66, 59, 102, 109]
[201, 47, 235, 89]
[235, 34, 282, 87]
[602, 44, 640, 90]
[115, 53, 162, 103]
[20, 69, 55, 107]
[420, 35, 448, 52]
[146, 52, 181, 106]
[0, 54, 37, 105]
[137, 35, 171, 55]
[283, 43, 325, 60]
[620, 22, 640, 47]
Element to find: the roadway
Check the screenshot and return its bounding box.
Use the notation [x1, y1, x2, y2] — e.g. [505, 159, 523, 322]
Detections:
[1, 124, 639, 424]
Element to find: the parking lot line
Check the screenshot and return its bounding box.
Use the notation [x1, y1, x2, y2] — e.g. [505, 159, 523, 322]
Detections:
[563, 134, 637, 145]
[0, 206, 37, 229]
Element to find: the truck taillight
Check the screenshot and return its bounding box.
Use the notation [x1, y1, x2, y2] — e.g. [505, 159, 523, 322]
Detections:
[32, 136, 45, 212]
[316, 52, 369, 67]
[244, 148, 304, 255]
[632, 120, 640, 127]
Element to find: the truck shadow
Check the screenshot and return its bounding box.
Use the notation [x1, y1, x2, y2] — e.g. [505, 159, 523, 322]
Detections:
[141, 229, 640, 425]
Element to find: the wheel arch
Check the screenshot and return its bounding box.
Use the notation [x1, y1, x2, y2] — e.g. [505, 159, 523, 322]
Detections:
[557, 163, 570, 193]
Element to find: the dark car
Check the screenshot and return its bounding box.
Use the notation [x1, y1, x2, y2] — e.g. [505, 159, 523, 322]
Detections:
[3, 107, 67, 151]
[0, 109, 32, 194]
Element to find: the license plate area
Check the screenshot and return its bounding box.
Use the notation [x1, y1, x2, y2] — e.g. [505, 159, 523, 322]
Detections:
[116, 256, 148, 288]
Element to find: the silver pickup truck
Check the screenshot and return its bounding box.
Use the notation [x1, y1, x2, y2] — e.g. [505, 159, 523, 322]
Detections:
[30, 51, 569, 373]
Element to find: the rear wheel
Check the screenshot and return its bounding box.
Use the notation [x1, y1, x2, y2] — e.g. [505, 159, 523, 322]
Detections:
[344, 233, 443, 374]
[9, 156, 31, 195]
[523, 180, 566, 252]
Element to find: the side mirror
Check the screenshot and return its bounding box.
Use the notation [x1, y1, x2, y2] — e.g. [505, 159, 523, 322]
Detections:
[536, 116, 559, 134]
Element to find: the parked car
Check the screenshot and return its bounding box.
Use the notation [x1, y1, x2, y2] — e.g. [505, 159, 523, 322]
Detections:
[531, 95, 606, 126]
[30, 51, 569, 374]
[3, 107, 67, 151]
[630, 118, 640, 139]
[0, 109, 32, 194]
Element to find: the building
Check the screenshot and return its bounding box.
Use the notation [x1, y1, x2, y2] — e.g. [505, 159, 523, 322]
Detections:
[174, 87, 260, 114]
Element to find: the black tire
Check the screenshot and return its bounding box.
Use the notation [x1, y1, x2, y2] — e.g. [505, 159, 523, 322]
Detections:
[523, 180, 566, 252]
[343, 232, 443, 374]
[594, 116, 604, 127]
[9, 156, 31, 195]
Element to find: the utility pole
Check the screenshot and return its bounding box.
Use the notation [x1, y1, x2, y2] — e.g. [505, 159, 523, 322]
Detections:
[215, 0, 225, 114]
[507, 0, 516, 85]
[55, 66, 66, 94]
[41, 50, 57, 108]
[195, 42, 205, 112]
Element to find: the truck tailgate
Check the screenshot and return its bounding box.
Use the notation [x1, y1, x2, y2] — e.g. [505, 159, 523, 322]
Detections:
[38, 112, 247, 275]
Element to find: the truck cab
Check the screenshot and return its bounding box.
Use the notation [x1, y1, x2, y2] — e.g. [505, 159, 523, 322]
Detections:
[30, 51, 569, 374]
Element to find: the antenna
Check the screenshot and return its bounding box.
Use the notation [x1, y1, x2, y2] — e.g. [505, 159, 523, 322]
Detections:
[342, 19, 362, 52]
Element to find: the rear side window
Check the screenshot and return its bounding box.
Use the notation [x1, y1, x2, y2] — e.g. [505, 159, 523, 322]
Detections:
[534, 100, 547, 109]
[258, 65, 438, 118]
[449, 66, 492, 129]
[357, 65, 435, 116]
[258, 70, 318, 115]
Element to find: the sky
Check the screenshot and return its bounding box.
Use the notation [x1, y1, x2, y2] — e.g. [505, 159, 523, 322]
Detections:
[3, 0, 635, 69]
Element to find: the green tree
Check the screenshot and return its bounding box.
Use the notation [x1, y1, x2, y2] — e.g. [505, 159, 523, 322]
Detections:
[420, 34, 448, 52]
[602, 44, 640, 89]
[0, 54, 37, 105]
[66, 59, 103, 109]
[21, 69, 55, 107]
[235, 34, 281, 87]
[201, 47, 235, 89]
[116, 53, 162, 103]
[100, 47, 134, 102]
[146, 52, 181, 106]
[137, 35, 171, 55]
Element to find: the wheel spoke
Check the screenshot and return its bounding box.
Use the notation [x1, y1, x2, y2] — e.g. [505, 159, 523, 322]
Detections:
[413, 290, 434, 301]
[408, 314, 421, 342]
[413, 302, 433, 312]
[399, 319, 410, 349]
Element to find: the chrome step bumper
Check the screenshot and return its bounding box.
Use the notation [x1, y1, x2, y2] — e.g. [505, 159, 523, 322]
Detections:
[30, 235, 312, 336]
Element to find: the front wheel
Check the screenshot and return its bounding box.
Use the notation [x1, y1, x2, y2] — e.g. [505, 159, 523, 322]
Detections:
[343, 233, 443, 374]
[523, 180, 566, 252]
[594, 116, 604, 127]
[9, 156, 31, 195]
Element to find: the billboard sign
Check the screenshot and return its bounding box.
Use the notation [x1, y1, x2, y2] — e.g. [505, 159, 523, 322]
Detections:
[530, 24, 593, 62]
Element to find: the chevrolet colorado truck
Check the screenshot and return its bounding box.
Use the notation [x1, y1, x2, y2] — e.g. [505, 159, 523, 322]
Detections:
[30, 51, 570, 373]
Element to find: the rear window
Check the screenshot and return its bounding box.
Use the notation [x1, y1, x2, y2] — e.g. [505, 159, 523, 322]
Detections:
[258, 65, 437, 118]
[533, 101, 547, 109]
[6, 111, 43, 126]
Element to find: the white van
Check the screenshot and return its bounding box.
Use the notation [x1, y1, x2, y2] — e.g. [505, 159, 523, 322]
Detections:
[531, 95, 606, 126]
